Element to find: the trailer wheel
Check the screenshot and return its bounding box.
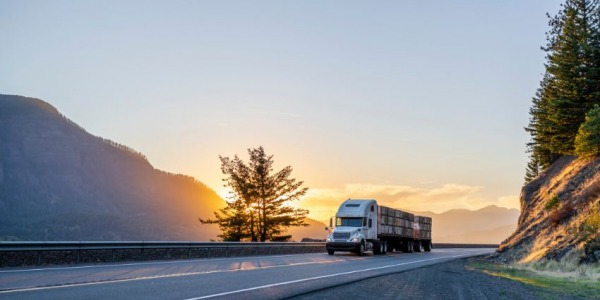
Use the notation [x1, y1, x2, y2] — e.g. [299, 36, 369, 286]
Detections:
[413, 241, 422, 252]
[327, 249, 335, 255]
[406, 241, 413, 253]
[424, 241, 431, 252]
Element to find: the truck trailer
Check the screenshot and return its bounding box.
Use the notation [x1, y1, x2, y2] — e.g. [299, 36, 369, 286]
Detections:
[325, 199, 432, 256]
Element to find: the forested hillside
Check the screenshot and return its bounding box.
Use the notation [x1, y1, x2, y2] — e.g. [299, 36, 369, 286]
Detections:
[499, 0, 600, 264]
[0, 95, 224, 241]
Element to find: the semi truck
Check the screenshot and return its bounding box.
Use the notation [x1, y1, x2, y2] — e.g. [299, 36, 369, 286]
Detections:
[325, 199, 432, 256]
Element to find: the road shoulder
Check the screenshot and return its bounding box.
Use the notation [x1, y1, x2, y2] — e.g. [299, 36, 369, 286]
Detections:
[287, 257, 583, 300]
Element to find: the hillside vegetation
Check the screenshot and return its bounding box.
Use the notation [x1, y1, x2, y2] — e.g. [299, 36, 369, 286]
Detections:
[495, 156, 600, 264]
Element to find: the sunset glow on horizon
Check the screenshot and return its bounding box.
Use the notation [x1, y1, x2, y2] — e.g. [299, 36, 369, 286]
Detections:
[1, 1, 560, 221]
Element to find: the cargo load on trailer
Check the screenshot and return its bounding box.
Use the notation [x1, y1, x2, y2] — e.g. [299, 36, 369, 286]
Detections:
[325, 199, 432, 256]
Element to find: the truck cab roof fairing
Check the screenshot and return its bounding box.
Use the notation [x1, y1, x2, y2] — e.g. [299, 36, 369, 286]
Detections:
[336, 199, 377, 217]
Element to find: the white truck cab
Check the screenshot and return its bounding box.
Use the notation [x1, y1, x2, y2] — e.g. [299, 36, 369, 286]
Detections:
[325, 199, 380, 256]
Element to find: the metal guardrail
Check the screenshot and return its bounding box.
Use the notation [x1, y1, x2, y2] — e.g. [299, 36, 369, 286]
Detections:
[0, 241, 326, 268]
[433, 243, 499, 249]
[0, 241, 498, 268]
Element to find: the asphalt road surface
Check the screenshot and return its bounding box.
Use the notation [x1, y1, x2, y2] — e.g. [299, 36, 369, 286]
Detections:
[0, 248, 494, 300]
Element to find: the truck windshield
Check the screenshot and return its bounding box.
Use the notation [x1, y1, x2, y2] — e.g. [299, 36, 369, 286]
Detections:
[336, 217, 364, 227]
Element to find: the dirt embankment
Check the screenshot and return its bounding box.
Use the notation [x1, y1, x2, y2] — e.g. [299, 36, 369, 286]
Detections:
[494, 156, 600, 264]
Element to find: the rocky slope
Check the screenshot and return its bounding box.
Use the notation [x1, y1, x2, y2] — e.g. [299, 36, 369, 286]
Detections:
[495, 156, 600, 263]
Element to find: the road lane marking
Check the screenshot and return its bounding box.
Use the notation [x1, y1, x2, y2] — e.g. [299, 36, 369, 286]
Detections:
[183, 251, 492, 300]
[0, 258, 355, 294]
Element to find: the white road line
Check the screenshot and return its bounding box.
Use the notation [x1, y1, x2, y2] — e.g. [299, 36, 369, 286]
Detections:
[0, 259, 346, 294]
[184, 251, 490, 300]
[0, 253, 314, 274]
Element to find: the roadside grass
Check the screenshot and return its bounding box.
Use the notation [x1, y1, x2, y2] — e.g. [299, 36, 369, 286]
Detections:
[467, 258, 600, 300]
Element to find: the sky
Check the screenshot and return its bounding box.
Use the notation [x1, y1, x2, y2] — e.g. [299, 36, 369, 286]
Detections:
[1, 1, 564, 222]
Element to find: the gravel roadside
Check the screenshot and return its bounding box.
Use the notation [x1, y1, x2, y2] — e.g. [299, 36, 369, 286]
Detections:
[286, 257, 583, 300]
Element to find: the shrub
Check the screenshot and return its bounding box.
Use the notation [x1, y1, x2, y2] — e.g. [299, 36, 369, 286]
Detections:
[579, 206, 600, 241]
[549, 202, 575, 227]
[546, 195, 561, 211]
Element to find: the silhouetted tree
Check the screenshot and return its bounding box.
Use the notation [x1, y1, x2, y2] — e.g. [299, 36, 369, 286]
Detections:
[202, 146, 309, 242]
[199, 198, 251, 241]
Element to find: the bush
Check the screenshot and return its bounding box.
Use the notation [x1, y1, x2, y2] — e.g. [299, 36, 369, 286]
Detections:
[549, 202, 574, 227]
[546, 195, 561, 211]
[579, 206, 600, 241]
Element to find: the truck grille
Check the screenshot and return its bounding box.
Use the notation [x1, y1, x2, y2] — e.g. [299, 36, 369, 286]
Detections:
[333, 232, 350, 240]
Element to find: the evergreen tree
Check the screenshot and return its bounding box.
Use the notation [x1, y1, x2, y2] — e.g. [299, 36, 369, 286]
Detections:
[199, 198, 251, 241]
[202, 146, 309, 242]
[575, 105, 600, 156]
[524, 153, 542, 183]
[526, 0, 600, 180]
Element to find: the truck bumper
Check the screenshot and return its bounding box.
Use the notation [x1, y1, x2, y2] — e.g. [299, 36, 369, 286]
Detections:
[326, 242, 361, 252]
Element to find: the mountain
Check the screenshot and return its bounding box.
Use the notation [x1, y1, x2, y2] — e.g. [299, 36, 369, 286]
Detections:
[0, 94, 226, 241]
[287, 218, 328, 241]
[495, 156, 600, 263]
[413, 205, 520, 244]
[0, 94, 328, 242]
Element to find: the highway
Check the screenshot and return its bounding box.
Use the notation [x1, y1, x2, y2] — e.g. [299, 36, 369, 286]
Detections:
[0, 248, 494, 300]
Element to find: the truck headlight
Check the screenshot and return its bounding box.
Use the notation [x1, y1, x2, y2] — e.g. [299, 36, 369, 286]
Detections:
[350, 237, 360, 242]
[326, 237, 331, 242]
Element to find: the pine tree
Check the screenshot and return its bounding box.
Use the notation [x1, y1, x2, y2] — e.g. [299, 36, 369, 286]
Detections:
[202, 147, 309, 242]
[526, 0, 600, 180]
[544, 0, 599, 155]
[247, 147, 309, 242]
[575, 104, 600, 156]
[199, 198, 251, 241]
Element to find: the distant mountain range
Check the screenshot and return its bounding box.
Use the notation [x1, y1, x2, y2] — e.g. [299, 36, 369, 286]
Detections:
[0, 94, 519, 243]
[414, 205, 520, 244]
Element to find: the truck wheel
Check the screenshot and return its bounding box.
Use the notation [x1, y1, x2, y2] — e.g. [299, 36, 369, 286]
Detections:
[357, 242, 365, 256]
[413, 241, 421, 252]
[373, 241, 381, 255]
[327, 249, 335, 255]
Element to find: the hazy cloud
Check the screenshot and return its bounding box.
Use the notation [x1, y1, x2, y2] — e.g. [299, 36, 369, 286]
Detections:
[299, 183, 520, 221]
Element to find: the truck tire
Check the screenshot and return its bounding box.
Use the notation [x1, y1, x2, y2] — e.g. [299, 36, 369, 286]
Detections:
[413, 241, 422, 252]
[373, 241, 381, 255]
[327, 249, 335, 255]
[357, 242, 365, 256]
[424, 241, 431, 252]
[406, 241, 413, 253]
